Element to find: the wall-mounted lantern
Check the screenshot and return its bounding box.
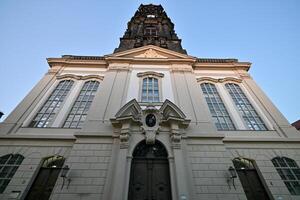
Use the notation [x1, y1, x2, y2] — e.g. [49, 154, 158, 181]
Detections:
[60, 165, 71, 189]
[227, 166, 237, 189]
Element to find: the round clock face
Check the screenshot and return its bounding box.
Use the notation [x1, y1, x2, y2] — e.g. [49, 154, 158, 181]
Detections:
[145, 114, 156, 127]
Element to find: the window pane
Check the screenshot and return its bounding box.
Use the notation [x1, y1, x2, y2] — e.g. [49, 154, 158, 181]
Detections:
[141, 77, 160, 102]
[29, 80, 74, 128]
[0, 154, 24, 193]
[272, 157, 300, 195]
[225, 83, 267, 130]
[201, 83, 235, 131]
[63, 81, 99, 128]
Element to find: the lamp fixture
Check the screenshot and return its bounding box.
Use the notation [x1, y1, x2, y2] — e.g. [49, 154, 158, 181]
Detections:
[227, 166, 237, 189]
[60, 165, 71, 189]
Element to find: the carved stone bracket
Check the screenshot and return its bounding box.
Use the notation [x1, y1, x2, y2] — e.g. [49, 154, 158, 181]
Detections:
[159, 100, 190, 149]
[110, 99, 142, 149]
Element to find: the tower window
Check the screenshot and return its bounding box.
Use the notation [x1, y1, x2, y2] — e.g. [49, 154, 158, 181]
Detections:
[63, 80, 99, 128]
[272, 157, 300, 195]
[29, 80, 74, 128]
[141, 77, 159, 103]
[0, 154, 24, 193]
[201, 83, 235, 130]
[225, 83, 267, 130]
[144, 27, 157, 36]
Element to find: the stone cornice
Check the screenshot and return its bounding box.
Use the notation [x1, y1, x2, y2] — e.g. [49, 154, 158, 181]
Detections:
[56, 74, 104, 81]
[196, 77, 243, 83]
[137, 71, 164, 78]
[47, 57, 107, 68]
[193, 61, 251, 71]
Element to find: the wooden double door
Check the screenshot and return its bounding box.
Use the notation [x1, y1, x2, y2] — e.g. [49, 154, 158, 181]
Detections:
[128, 141, 172, 200]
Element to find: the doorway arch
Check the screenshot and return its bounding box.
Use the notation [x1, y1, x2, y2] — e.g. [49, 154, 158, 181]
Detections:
[128, 140, 172, 200]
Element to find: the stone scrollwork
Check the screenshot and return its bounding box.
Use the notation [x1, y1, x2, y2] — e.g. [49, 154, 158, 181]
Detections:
[111, 99, 190, 149]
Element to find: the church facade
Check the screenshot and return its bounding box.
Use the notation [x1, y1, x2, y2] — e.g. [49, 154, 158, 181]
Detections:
[0, 4, 299, 200]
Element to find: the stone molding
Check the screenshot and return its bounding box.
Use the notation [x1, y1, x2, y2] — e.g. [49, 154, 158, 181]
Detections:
[137, 71, 164, 78]
[111, 99, 190, 149]
[135, 49, 168, 59]
[196, 77, 243, 83]
[56, 74, 104, 81]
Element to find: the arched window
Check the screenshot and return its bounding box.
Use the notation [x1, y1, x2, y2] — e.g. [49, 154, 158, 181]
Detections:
[201, 83, 235, 130]
[0, 154, 24, 193]
[63, 80, 100, 128]
[141, 77, 159, 102]
[272, 157, 300, 195]
[29, 80, 74, 128]
[225, 83, 267, 130]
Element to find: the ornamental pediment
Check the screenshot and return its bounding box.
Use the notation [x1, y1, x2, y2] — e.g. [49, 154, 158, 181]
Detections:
[106, 45, 195, 60]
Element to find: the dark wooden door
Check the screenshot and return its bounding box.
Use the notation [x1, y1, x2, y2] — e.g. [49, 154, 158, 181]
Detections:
[25, 168, 61, 200]
[233, 158, 270, 200]
[25, 156, 65, 200]
[128, 141, 172, 200]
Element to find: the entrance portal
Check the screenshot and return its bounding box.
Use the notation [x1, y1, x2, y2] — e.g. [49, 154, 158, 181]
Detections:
[233, 158, 270, 200]
[128, 140, 172, 200]
[25, 156, 65, 200]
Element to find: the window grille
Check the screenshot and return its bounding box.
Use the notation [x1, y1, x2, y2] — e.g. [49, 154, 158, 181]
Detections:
[141, 77, 159, 103]
[0, 154, 24, 193]
[272, 157, 300, 195]
[201, 83, 235, 130]
[225, 83, 267, 130]
[29, 80, 74, 128]
[63, 81, 99, 128]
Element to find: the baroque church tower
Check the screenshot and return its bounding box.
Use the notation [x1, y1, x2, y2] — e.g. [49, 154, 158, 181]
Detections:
[0, 4, 299, 200]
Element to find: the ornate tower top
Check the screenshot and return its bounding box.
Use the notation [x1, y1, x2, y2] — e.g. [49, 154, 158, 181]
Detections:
[114, 4, 187, 54]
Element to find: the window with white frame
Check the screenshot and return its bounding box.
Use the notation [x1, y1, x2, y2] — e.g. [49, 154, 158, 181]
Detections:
[201, 83, 235, 130]
[225, 83, 267, 130]
[0, 154, 24, 193]
[272, 157, 300, 195]
[63, 80, 100, 128]
[29, 80, 74, 128]
[141, 77, 160, 102]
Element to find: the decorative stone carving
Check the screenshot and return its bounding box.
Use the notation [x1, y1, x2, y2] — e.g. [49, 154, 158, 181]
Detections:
[196, 77, 243, 83]
[137, 71, 164, 78]
[135, 49, 167, 58]
[114, 4, 187, 54]
[111, 99, 190, 149]
[56, 74, 104, 81]
[159, 100, 190, 148]
[111, 99, 142, 148]
[141, 105, 162, 145]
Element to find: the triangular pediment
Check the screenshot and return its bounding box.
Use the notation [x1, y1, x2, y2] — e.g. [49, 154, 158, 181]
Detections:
[106, 45, 195, 60]
[114, 99, 142, 119]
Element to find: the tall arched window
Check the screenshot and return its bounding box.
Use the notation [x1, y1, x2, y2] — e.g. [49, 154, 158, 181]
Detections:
[272, 157, 300, 195]
[225, 83, 267, 130]
[141, 77, 159, 102]
[201, 83, 235, 130]
[0, 154, 24, 193]
[63, 80, 100, 128]
[29, 80, 74, 128]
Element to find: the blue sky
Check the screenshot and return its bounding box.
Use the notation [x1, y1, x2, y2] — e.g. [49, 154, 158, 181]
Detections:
[0, 0, 299, 123]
